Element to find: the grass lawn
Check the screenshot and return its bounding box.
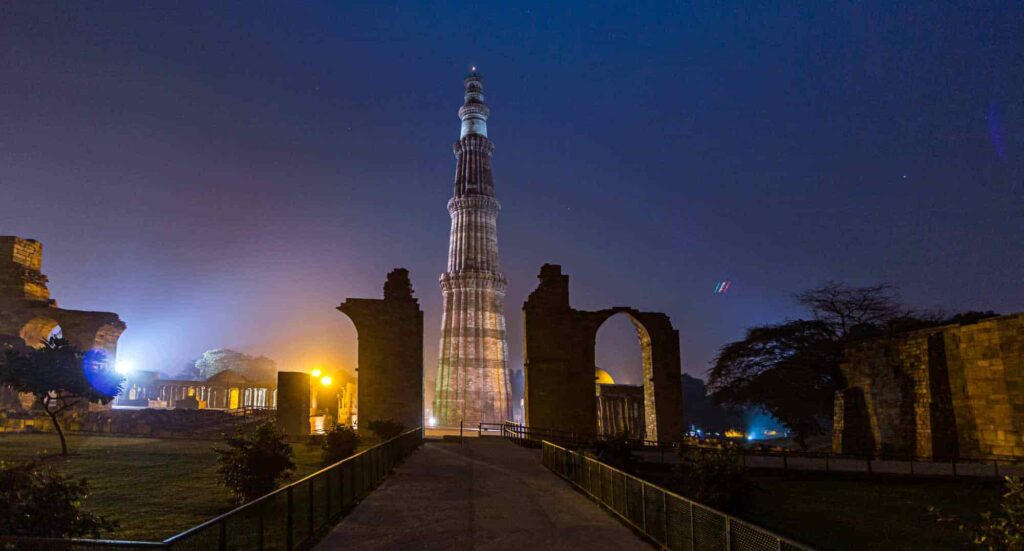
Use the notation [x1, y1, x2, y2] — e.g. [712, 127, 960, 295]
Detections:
[638, 467, 1003, 550]
[0, 433, 338, 541]
[743, 472, 1002, 550]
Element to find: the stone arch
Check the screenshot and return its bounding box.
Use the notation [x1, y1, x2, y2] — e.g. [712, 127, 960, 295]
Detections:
[18, 316, 62, 348]
[523, 265, 684, 442]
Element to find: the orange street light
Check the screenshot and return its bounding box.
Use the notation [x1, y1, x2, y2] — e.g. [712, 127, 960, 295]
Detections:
[320, 375, 332, 387]
[311, 368, 322, 378]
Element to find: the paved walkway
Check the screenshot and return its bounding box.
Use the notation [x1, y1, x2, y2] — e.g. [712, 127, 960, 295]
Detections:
[316, 438, 648, 550]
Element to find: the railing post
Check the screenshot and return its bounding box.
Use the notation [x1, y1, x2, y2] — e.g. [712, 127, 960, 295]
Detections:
[218, 519, 226, 551]
[641, 481, 648, 533]
[309, 477, 315, 541]
[286, 486, 294, 551]
[257, 500, 266, 551]
[689, 501, 696, 551]
[662, 491, 668, 548]
[725, 516, 731, 550]
[994, 460, 999, 478]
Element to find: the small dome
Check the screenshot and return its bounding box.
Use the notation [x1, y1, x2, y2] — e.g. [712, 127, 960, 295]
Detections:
[595, 368, 615, 385]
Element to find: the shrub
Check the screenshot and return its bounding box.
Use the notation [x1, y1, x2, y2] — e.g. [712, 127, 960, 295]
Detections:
[673, 447, 751, 513]
[366, 420, 405, 441]
[933, 475, 1023, 549]
[591, 435, 637, 473]
[0, 461, 116, 537]
[214, 422, 295, 503]
[322, 425, 361, 465]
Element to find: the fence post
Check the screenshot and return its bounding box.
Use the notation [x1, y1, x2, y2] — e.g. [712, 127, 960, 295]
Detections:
[257, 499, 265, 551]
[218, 519, 226, 551]
[309, 477, 315, 540]
[725, 516, 731, 550]
[662, 491, 669, 548]
[994, 460, 999, 478]
[286, 486, 294, 551]
[641, 481, 648, 533]
[689, 501, 696, 551]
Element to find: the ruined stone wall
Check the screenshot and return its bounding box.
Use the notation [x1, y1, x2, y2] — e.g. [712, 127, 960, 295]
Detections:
[834, 313, 1024, 459]
[338, 269, 423, 435]
[523, 264, 684, 442]
[0, 237, 50, 303]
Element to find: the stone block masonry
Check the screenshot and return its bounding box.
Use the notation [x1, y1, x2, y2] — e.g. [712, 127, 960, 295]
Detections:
[338, 269, 424, 436]
[834, 313, 1024, 459]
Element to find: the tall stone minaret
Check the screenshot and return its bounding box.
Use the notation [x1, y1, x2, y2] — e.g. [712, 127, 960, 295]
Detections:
[433, 70, 512, 427]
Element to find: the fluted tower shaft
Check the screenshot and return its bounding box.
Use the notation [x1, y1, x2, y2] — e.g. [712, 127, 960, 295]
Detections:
[433, 72, 512, 426]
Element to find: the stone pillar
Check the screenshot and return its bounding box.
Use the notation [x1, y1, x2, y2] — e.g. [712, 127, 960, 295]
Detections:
[277, 372, 310, 438]
[338, 269, 424, 436]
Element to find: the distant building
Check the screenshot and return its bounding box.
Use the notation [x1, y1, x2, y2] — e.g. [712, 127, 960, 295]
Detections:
[116, 368, 276, 410]
[595, 368, 646, 439]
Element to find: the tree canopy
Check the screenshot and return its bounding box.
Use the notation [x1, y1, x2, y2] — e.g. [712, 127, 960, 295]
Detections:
[194, 348, 276, 382]
[0, 337, 122, 455]
[707, 282, 996, 448]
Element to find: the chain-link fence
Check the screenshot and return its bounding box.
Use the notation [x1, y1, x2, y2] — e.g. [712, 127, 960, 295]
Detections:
[1, 427, 423, 551]
[542, 440, 813, 551]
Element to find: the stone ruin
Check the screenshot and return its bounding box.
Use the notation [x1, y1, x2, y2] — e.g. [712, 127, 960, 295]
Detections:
[522, 264, 684, 442]
[338, 269, 423, 435]
[0, 237, 126, 410]
[834, 313, 1024, 459]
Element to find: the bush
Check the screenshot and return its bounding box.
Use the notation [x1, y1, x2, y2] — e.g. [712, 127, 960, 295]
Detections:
[591, 435, 637, 473]
[933, 475, 1023, 549]
[673, 447, 751, 513]
[0, 461, 116, 537]
[322, 425, 361, 465]
[366, 420, 405, 441]
[214, 422, 295, 503]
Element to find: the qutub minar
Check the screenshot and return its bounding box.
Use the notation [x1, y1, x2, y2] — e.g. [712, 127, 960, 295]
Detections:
[433, 70, 513, 426]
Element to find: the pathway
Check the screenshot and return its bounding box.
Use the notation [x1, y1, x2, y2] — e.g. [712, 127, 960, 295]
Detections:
[315, 438, 649, 550]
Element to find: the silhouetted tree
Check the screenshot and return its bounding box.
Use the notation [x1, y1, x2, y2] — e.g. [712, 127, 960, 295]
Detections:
[0, 337, 122, 455]
[708, 320, 842, 447]
[0, 461, 116, 537]
[709, 282, 997, 448]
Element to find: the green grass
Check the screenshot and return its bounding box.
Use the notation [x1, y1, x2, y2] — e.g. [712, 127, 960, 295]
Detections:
[0, 433, 332, 541]
[743, 472, 1002, 550]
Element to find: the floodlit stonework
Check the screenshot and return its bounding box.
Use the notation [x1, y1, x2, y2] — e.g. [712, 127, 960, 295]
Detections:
[834, 313, 1024, 459]
[0, 236, 125, 357]
[433, 72, 512, 426]
[522, 264, 684, 442]
[338, 269, 424, 435]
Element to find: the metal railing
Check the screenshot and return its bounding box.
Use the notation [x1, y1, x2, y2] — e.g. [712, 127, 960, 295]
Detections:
[0, 427, 423, 550]
[507, 421, 1022, 479]
[543, 440, 813, 551]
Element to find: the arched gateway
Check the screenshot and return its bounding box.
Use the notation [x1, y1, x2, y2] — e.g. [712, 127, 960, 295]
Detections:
[522, 264, 684, 442]
[0, 237, 125, 356]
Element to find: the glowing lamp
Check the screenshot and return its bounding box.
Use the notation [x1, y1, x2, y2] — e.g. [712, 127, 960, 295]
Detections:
[115, 357, 133, 376]
[319, 375, 332, 387]
[311, 369, 322, 378]
[428, 416, 437, 427]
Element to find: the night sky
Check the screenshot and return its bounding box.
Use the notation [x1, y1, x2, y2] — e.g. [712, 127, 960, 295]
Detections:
[2, 3, 1021, 386]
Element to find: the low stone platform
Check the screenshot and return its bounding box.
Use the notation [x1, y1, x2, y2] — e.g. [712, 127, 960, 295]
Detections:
[315, 438, 648, 550]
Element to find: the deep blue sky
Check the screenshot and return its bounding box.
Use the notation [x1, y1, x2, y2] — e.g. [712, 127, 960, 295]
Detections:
[2, 2, 1021, 385]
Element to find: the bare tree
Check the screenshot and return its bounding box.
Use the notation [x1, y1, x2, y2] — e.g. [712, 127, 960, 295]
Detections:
[795, 282, 906, 338]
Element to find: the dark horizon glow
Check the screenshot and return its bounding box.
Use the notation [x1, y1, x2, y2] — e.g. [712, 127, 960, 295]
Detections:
[1, 3, 1021, 385]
